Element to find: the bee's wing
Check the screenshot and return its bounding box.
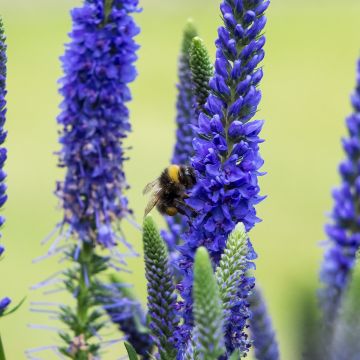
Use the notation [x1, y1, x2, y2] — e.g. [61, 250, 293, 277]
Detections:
[144, 190, 162, 217]
[143, 178, 160, 195]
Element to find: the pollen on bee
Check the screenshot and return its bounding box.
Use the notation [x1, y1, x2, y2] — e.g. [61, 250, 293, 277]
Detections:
[165, 207, 178, 216]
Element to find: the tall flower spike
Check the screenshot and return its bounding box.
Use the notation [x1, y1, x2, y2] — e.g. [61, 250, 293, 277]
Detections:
[171, 19, 197, 166]
[319, 58, 360, 325]
[249, 288, 279, 360]
[193, 247, 225, 360]
[0, 17, 9, 315]
[143, 216, 178, 359]
[29, 1, 140, 358]
[57, 0, 140, 248]
[189, 37, 213, 115]
[215, 223, 256, 353]
[162, 21, 198, 275]
[176, 0, 269, 352]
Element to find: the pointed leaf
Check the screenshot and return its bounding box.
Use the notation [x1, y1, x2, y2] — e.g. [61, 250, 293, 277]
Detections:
[2, 297, 26, 317]
[124, 342, 138, 360]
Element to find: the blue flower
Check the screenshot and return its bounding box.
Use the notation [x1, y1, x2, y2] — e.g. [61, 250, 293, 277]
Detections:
[319, 59, 360, 323]
[56, 0, 140, 248]
[0, 297, 11, 315]
[175, 0, 269, 353]
[29, 3, 140, 358]
[97, 281, 153, 358]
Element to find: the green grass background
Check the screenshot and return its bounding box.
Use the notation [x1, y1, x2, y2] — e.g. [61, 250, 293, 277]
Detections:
[1, 0, 360, 358]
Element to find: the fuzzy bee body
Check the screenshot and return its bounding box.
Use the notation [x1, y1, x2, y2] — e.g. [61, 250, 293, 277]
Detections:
[143, 165, 196, 217]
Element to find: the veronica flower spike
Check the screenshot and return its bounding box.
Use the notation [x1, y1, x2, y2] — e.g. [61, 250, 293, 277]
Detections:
[0, 17, 9, 315]
[30, 1, 140, 358]
[249, 288, 279, 360]
[319, 58, 360, 325]
[177, 0, 270, 353]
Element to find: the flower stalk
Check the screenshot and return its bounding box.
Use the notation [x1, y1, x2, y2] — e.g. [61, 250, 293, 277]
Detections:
[319, 58, 360, 326]
[176, 0, 269, 352]
[31, 0, 140, 357]
[249, 288, 279, 360]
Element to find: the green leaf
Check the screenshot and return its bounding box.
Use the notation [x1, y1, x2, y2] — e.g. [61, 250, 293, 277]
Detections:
[229, 351, 240, 360]
[1, 297, 26, 317]
[193, 247, 225, 360]
[190, 37, 213, 112]
[124, 342, 138, 360]
[0, 333, 6, 360]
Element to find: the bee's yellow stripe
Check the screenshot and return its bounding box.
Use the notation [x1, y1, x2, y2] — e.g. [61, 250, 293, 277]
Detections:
[168, 165, 180, 183]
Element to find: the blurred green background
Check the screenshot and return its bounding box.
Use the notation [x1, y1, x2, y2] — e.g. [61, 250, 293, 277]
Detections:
[1, 0, 360, 358]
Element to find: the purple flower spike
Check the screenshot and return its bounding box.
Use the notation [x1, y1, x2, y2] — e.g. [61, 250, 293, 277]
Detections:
[56, 0, 140, 248]
[0, 17, 10, 318]
[319, 59, 360, 324]
[175, 0, 269, 353]
[249, 288, 279, 360]
[0, 19, 7, 226]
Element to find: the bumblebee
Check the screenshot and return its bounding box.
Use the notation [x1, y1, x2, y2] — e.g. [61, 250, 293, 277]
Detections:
[143, 165, 197, 217]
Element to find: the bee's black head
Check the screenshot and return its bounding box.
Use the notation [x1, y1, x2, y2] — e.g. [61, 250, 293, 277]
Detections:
[179, 165, 196, 189]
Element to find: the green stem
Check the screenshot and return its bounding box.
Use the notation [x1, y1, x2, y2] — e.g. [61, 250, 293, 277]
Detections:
[104, 0, 114, 24]
[0, 333, 6, 360]
[74, 242, 93, 360]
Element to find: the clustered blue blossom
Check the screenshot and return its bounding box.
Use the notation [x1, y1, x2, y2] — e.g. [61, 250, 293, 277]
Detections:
[175, 0, 269, 352]
[56, 0, 140, 248]
[0, 18, 9, 315]
[98, 282, 153, 357]
[319, 59, 360, 321]
[249, 288, 279, 360]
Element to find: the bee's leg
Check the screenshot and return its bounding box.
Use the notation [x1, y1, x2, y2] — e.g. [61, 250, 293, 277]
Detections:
[182, 193, 190, 199]
[174, 199, 198, 217]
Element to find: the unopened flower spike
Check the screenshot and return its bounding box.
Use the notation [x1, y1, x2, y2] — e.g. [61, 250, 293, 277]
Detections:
[249, 287, 280, 360]
[30, 1, 140, 358]
[192, 247, 225, 360]
[176, 0, 269, 352]
[162, 20, 198, 275]
[215, 223, 256, 353]
[319, 58, 360, 326]
[189, 37, 213, 114]
[143, 216, 179, 359]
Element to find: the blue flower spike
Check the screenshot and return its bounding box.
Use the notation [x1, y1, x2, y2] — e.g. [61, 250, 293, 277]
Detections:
[176, 0, 270, 352]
